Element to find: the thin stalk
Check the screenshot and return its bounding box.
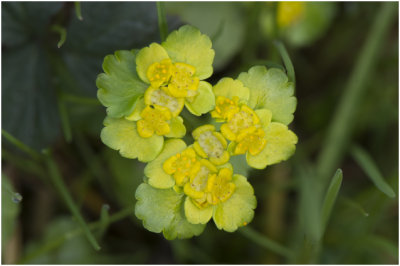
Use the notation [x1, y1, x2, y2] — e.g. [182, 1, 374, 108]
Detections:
[42, 149, 100, 251]
[2, 129, 41, 160]
[239, 226, 293, 258]
[156, 2, 168, 42]
[316, 2, 396, 190]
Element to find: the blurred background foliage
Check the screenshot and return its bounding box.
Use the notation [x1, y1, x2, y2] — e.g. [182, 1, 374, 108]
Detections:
[2, 1, 398, 264]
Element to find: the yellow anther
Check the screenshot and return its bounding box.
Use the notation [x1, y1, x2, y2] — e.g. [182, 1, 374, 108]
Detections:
[176, 153, 181, 158]
[146, 59, 173, 88]
[167, 62, 199, 98]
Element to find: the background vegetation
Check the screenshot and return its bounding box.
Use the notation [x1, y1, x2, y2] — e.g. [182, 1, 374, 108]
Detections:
[2, 2, 398, 264]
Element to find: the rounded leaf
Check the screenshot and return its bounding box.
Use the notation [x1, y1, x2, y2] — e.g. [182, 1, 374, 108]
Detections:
[185, 81, 215, 116]
[238, 66, 297, 125]
[100, 116, 163, 162]
[246, 122, 298, 169]
[184, 197, 213, 224]
[135, 183, 206, 240]
[213, 77, 249, 103]
[144, 139, 187, 189]
[213, 175, 256, 232]
[165, 116, 186, 138]
[97, 50, 148, 118]
[162, 25, 214, 80]
[135, 43, 170, 84]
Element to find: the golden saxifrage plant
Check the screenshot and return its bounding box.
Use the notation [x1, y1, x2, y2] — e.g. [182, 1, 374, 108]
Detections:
[96, 25, 297, 239]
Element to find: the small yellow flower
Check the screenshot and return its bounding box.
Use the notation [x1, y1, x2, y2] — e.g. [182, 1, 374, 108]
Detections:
[192, 124, 230, 165]
[211, 96, 240, 121]
[163, 147, 200, 186]
[277, 2, 305, 28]
[136, 105, 172, 138]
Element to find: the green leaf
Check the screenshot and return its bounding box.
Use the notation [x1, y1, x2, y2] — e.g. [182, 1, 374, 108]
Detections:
[238, 66, 297, 125]
[165, 2, 245, 70]
[212, 77, 250, 104]
[135, 183, 206, 239]
[213, 175, 256, 232]
[184, 197, 213, 224]
[100, 116, 163, 162]
[62, 2, 160, 96]
[97, 50, 148, 118]
[165, 116, 186, 138]
[320, 169, 343, 232]
[2, 43, 61, 150]
[185, 81, 215, 116]
[162, 25, 214, 80]
[351, 145, 395, 198]
[2, 2, 63, 47]
[2, 175, 21, 249]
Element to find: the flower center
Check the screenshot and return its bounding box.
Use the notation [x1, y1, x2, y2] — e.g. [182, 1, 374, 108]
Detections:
[220, 105, 260, 141]
[136, 105, 171, 138]
[163, 147, 199, 186]
[211, 96, 240, 121]
[234, 126, 267, 156]
[167, 62, 200, 98]
[147, 59, 174, 88]
[206, 168, 235, 205]
[144, 87, 184, 117]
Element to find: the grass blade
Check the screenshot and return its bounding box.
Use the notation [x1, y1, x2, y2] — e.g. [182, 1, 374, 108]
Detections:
[74, 2, 83, 20]
[316, 2, 397, 188]
[156, 2, 168, 42]
[51, 25, 67, 48]
[351, 145, 395, 198]
[56, 91, 73, 143]
[274, 40, 296, 86]
[239, 226, 293, 258]
[2, 130, 41, 160]
[321, 169, 343, 232]
[42, 149, 101, 251]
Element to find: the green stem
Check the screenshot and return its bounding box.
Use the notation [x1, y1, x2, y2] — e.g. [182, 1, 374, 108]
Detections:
[156, 2, 168, 42]
[239, 226, 293, 258]
[42, 149, 100, 251]
[316, 2, 396, 191]
[2, 130, 41, 160]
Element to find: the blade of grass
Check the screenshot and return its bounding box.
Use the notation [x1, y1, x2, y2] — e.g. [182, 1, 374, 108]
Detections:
[2, 149, 47, 180]
[274, 41, 296, 86]
[340, 197, 369, 217]
[2, 129, 41, 160]
[239, 226, 293, 258]
[156, 2, 168, 42]
[98, 204, 110, 239]
[211, 19, 225, 43]
[62, 93, 101, 106]
[42, 149, 100, 251]
[51, 25, 67, 48]
[321, 169, 343, 232]
[316, 2, 397, 189]
[56, 91, 73, 143]
[350, 145, 395, 198]
[74, 2, 83, 20]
